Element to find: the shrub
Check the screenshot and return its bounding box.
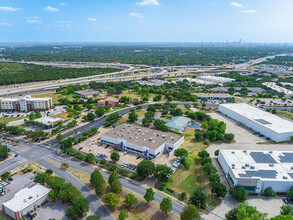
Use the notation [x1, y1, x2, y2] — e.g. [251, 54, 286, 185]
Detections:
[230, 186, 248, 202]
[264, 187, 275, 197]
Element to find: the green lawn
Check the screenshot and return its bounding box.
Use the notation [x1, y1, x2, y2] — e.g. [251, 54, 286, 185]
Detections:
[0, 117, 22, 123]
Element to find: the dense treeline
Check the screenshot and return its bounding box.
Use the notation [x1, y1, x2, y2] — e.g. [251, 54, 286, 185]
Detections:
[2, 45, 293, 66]
[261, 55, 293, 67]
[0, 62, 120, 85]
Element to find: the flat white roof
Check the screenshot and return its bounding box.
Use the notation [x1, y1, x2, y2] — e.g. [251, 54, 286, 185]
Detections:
[35, 116, 62, 125]
[3, 184, 51, 212]
[220, 103, 293, 133]
[220, 149, 293, 181]
[0, 95, 52, 102]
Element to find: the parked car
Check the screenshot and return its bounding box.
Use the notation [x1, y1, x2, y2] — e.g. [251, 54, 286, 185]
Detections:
[15, 154, 18, 157]
[136, 155, 141, 160]
[132, 165, 137, 170]
[8, 177, 13, 181]
[105, 145, 110, 149]
[283, 198, 289, 204]
[78, 147, 83, 151]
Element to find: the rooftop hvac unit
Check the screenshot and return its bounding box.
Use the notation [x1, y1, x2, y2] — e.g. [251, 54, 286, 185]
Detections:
[250, 166, 255, 169]
[245, 163, 250, 167]
[162, 135, 166, 138]
[269, 163, 274, 167]
[138, 129, 141, 132]
[171, 138, 175, 141]
[243, 150, 247, 153]
[120, 129, 122, 132]
[241, 166, 246, 169]
[114, 132, 117, 135]
[123, 127, 126, 129]
[231, 151, 235, 154]
[232, 164, 235, 169]
[122, 134, 124, 137]
[157, 133, 160, 136]
[283, 176, 288, 180]
[269, 151, 273, 154]
[149, 138, 153, 141]
[129, 136, 132, 139]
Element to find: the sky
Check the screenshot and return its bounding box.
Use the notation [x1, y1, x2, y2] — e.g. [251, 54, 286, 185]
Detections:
[0, 0, 292, 43]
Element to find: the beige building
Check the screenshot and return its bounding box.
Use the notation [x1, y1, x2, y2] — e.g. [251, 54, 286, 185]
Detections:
[98, 97, 119, 108]
[2, 184, 51, 219]
[0, 96, 52, 112]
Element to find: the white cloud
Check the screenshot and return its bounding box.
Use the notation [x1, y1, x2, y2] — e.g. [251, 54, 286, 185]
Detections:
[87, 18, 97, 22]
[241, 9, 257, 13]
[60, 3, 66, 6]
[129, 12, 143, 18]
[0, 21, 11, 26]
[0, 6, 20, 12]
[27, 19, 40, 24]
[44, 6, 59, 12]
[230, 2, 243, 8]
[136, 0, 160, 6]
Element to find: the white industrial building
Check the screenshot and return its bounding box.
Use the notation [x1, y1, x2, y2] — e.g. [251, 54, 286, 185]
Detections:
[219, 149, 293, 193]
[219, 103, 293, 142]
[262, 82, 293, 97]
[2, 184, 51, 219]
[197, 75, 235, 84]
[101, 124, 184, 158]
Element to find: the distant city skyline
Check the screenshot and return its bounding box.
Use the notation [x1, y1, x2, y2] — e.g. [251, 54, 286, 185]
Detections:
[0, 0, 292, 43]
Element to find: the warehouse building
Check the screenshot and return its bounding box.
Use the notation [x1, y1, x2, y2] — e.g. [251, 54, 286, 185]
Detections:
[2, 184, 51, 219]
[73, 89, 100, 99]
[219, 103, 293, 142]
[219, 149, 293, 193]
[0, 96, 53, 112]
[197, 75, 235, 84]
[35, 116, 63, 129]
[101, 124, 184, 158]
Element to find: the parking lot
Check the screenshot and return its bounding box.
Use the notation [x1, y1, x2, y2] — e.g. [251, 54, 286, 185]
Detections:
[35, 200, 69, 220]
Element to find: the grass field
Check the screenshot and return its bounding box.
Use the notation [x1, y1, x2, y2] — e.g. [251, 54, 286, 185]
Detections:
[121, 90, 168, 102]
[0, 117, 22, 123]
[276, 110, 293, 120]
[166, 129, 209, 195]
[32, 92, 64, 105]
[52, 112, 70, 120]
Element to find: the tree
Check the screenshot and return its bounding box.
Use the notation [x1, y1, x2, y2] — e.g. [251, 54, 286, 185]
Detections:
[86, 112, 96, 121]
[110, 152, 120, 163]
[224, 133, 234, 142]
[48, 190, 58, 201]
[198, 150, 209, 158]
[34, 173, 48, 184]
[180, 204, 200, 220]
[160, 197, 173, 213]
[174, 149, 188, 158]
[45, 169, 53, 175]
[86, 215, 101, 220]
[212, 182, 227, 198]
[0, 144, 9, 159]
[264, 187, 275, 197]
[56, 134, 64, 142]
[110, 179, 122, 194]
[1, 172, 10, 180]
[147, 105, 156, 112]
[95, 108, 105, 117]
[225, 207, 238, 220]
[108, 171, 119, 185]
[190, 190, 207, 209]
[180, 192, 187, 200]
[90, 169, 107, 195]
[194, 131, 203, 141]
[118, 210, 129, 220]
[72, 196, 90, 216]
[144, 188, 155, 203]
[230, 185, 248, 202]
[136, 160, 155, 178]
[225, 203, 267, 220]
[85, 153, 95, 162]
[61, 163, 69, 169]
[154, 164, 173, 181]
[209, 173, 220, 183]
[124, 193, 138, 208]
[104, 193, 119, 208]
[203, 163, 217, 175]
[66, 206, 77, 219]
[289, 186, 293, 199]
[280, 205, 293, 216]
[128, 112, 138, 123]
[35, 110, 42, 118]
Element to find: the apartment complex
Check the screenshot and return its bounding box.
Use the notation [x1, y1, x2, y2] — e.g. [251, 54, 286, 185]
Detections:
[98, 97, 119, 108]
[0, 96, 53, 112]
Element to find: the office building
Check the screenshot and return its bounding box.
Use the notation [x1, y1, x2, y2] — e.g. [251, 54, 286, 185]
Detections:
[98, 97, 119, 108]
[164, 116, 192, 133]
[101, 124, 184, 158]
[73, 89, 100, 99]
[2, 184, 51, 219]
[219, 149, 293, 193]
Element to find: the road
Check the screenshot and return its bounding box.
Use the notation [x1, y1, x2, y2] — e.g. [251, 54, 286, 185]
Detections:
[0, 102, 212, 217]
